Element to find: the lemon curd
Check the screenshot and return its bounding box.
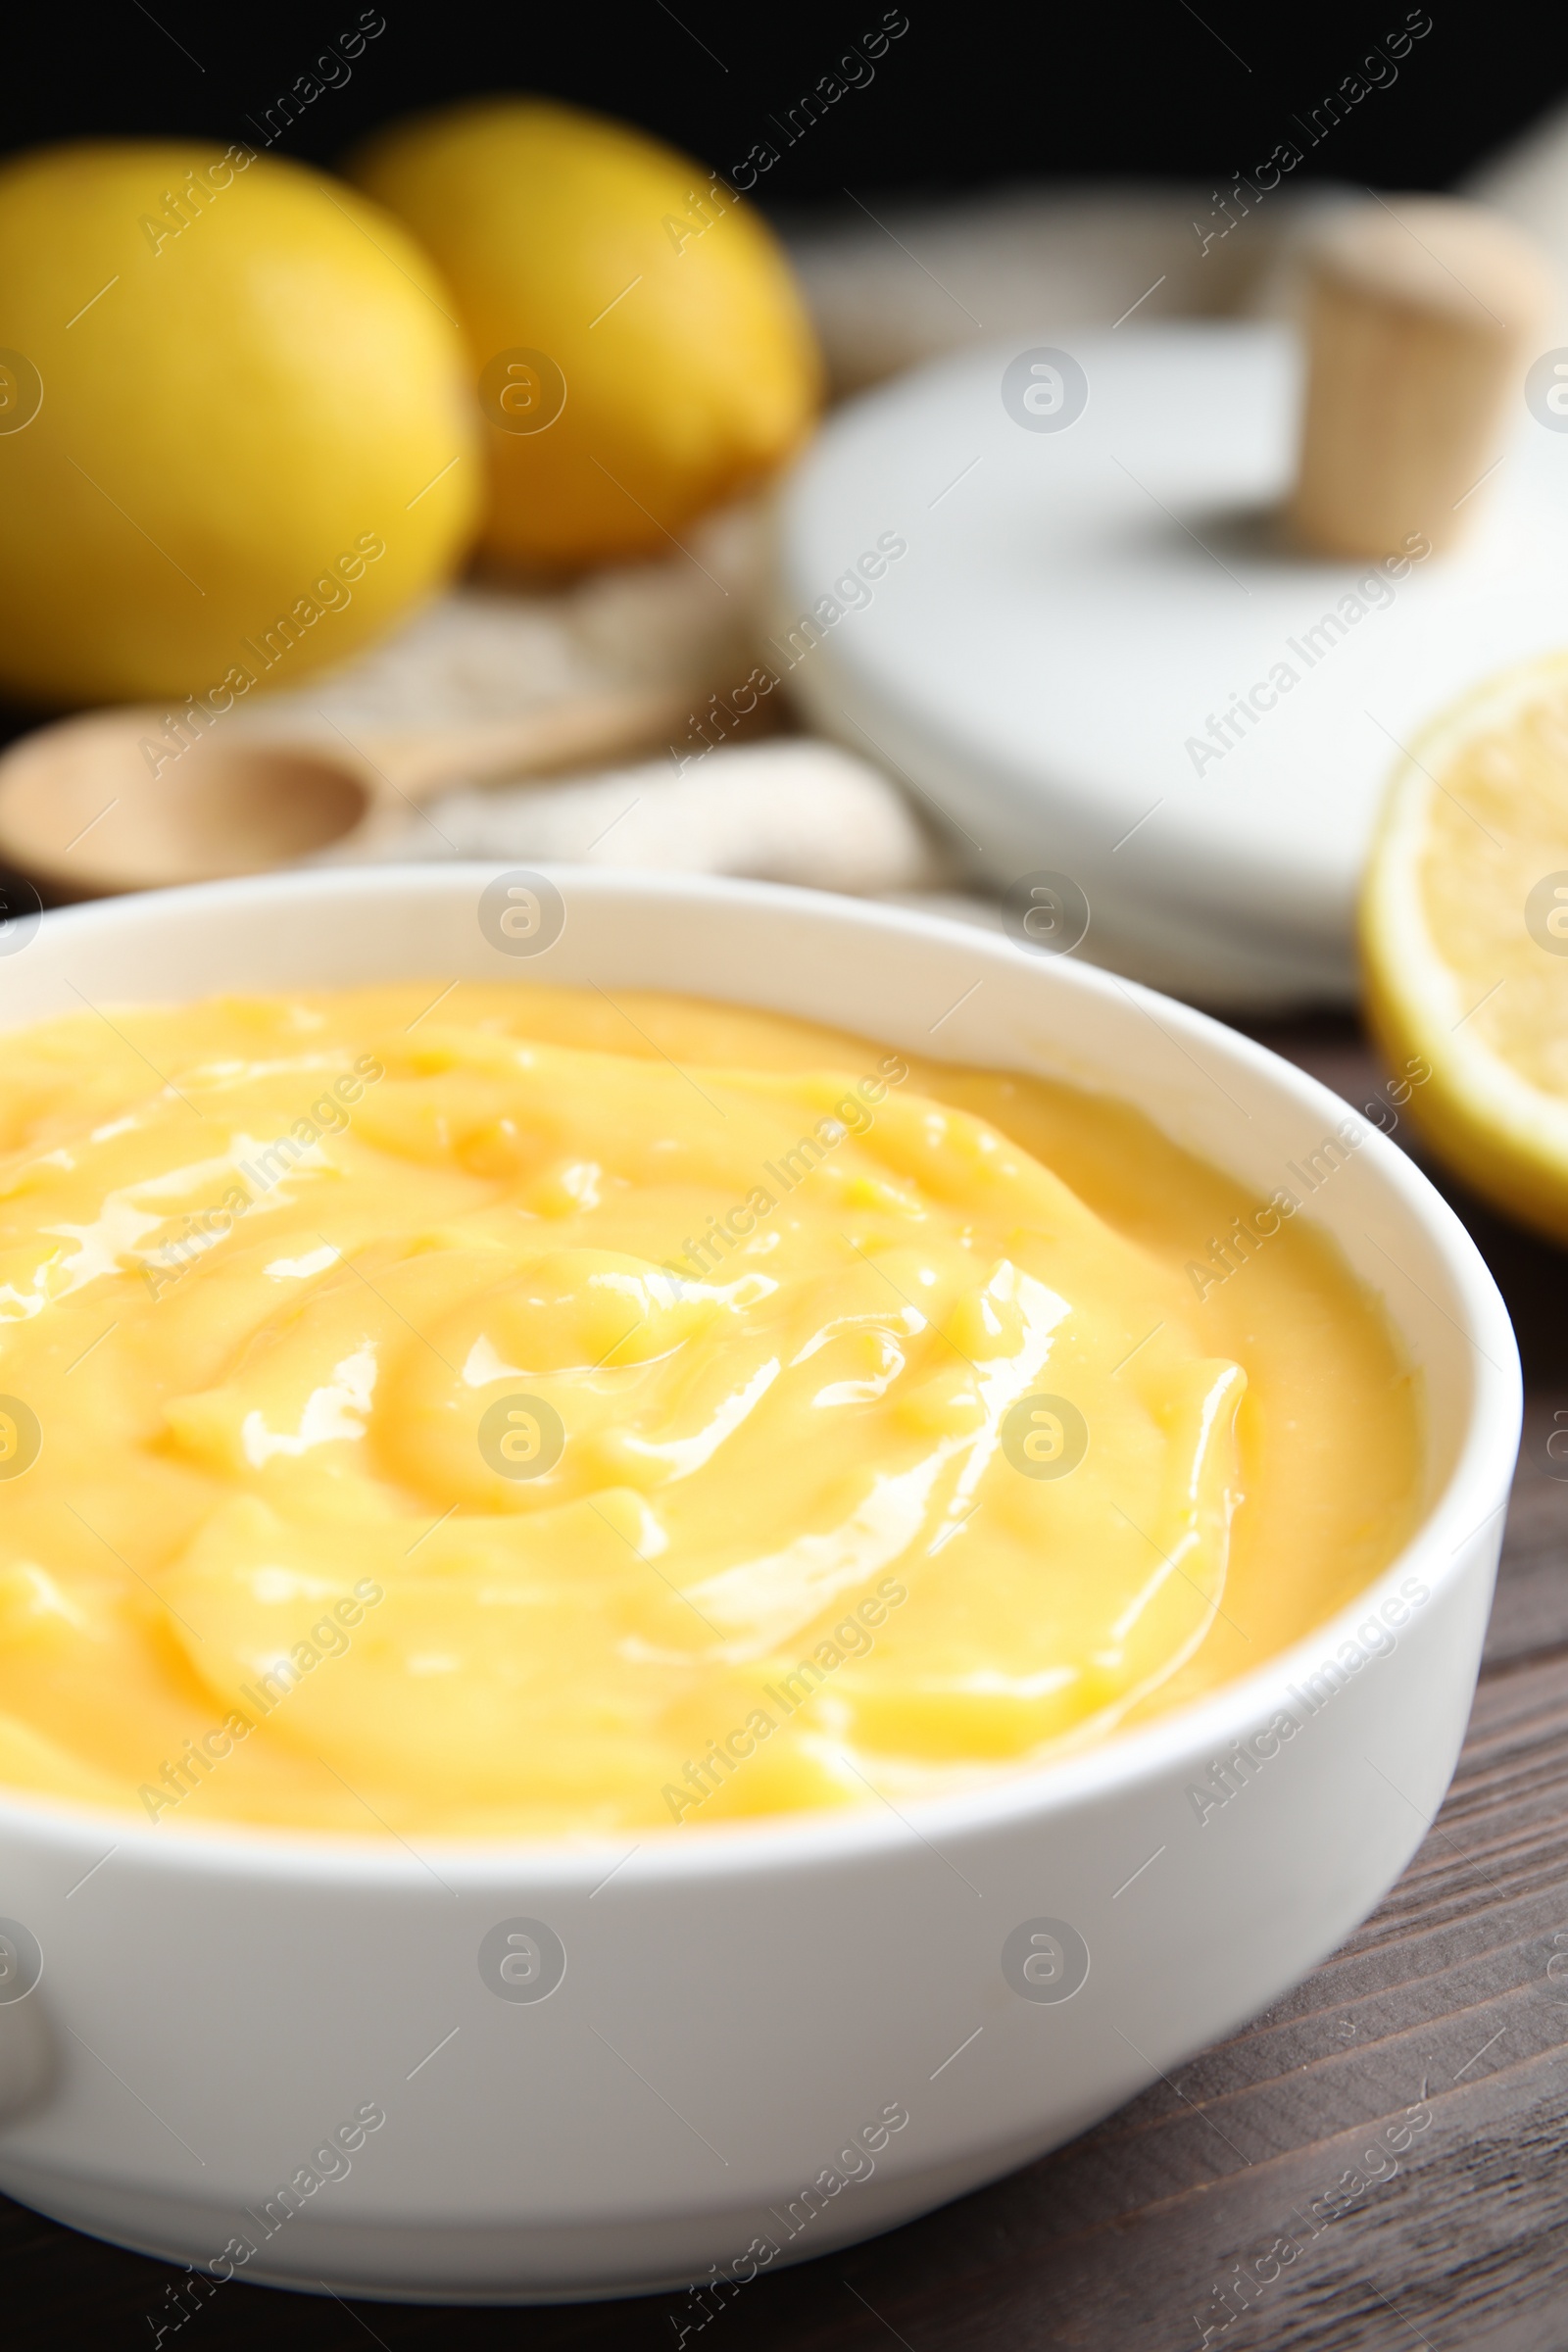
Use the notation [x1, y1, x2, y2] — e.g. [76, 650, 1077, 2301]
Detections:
[0, 985, 1421, 1838]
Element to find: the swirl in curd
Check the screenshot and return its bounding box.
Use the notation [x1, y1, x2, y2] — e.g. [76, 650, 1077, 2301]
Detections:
[0, 985, 1421, 1838]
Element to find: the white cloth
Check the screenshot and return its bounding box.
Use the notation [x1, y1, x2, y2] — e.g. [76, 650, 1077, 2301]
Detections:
[327, 736, 955, 897]
[1465, 104, 1568, 329]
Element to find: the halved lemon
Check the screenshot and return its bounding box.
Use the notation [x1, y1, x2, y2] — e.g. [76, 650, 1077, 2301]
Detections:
[1362, 647, 1568, 1242]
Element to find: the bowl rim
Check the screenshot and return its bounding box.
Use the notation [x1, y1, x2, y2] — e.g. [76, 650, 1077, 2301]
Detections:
[0, 864, 1523, 1886]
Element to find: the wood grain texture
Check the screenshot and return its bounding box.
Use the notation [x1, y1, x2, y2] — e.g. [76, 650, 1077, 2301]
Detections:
[3, 1019, 1566, 2350]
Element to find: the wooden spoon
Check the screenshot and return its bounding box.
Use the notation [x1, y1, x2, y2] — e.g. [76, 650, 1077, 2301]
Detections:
[0, 683, 694, 897]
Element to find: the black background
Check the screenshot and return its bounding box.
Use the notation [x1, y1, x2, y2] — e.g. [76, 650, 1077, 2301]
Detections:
[1, 1, 1564, 212]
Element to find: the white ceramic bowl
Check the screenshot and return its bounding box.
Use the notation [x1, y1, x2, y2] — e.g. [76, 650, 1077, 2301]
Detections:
[0, 867, 1520, 2304]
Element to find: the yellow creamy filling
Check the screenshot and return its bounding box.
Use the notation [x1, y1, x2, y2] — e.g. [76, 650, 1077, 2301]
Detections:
[0, 984, 1421, 1838]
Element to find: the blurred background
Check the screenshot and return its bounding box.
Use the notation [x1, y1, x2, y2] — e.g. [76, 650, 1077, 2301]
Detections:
[4, 4, 1564, 201]
[7, 0, 1568, 1112]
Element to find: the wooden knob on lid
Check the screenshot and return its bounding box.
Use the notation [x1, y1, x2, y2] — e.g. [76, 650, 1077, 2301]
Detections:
[1290, 195, 1555, 560]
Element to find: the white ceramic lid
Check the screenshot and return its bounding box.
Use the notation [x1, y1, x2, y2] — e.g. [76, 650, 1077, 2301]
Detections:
[770, 321, 1568, 1004]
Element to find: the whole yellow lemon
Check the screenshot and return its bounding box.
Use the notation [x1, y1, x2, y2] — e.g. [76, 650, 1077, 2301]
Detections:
[350, 98, 822, 569]
[0, 140, 478, 709]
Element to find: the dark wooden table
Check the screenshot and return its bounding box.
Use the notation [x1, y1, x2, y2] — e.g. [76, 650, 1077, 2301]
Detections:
[4, 1013, 1566, 2350]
